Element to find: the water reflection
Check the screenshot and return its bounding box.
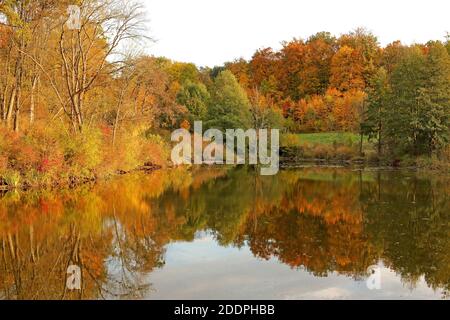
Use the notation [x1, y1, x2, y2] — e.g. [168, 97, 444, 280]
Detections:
[0, 167, 448, 299]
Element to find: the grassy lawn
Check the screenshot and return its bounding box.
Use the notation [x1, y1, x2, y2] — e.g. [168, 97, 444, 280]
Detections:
[282, 132, 370, 147]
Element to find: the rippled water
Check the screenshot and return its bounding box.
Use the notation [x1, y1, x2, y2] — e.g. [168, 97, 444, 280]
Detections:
[0, 167, 448, 299]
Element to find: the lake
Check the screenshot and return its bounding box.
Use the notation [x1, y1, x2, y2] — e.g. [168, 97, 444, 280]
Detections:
[0, 167, 448, 299]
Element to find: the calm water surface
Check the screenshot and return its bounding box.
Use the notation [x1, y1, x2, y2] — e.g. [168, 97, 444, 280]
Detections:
[0, 167, 449, 299]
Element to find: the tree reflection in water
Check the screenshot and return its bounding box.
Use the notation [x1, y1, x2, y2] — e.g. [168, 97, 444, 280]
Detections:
[0, 167, 448, 299]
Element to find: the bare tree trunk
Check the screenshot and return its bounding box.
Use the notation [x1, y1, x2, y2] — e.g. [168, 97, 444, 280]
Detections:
[12, 36, 26, 132]
[5, 87, 16, 128]
[112, 110, 120, 147]
[1, 48, 12, 121]
[359, 131, 363, 155]
[359, 99, 366, 156]
[113, 87, 127, 147]
[29, 226, 36, 263]
[1, 88, 6, 121]
[29, 75, 39, 125]
[7, 233, 15, 261]
[13, 86, 21, 132]
[1, 91, 5, 121]
[378, 122, 382, 157]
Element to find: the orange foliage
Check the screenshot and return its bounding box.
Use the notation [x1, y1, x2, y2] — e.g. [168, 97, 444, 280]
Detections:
[330, 46, 366, 91]
[291, 88, 365, 132]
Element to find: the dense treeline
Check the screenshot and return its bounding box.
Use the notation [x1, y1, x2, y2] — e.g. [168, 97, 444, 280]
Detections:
[224, 29, 450, 160]
[0, 1, 449, 188]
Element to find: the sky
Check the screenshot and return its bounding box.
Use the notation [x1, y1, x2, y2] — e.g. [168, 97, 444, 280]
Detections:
[143, 0, 449, 67]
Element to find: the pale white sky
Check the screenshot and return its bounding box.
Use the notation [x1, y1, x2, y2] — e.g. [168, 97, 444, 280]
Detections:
[143, 0, 449, 67]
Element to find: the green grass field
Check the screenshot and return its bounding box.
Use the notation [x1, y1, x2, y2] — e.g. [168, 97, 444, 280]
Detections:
[282, 132, 369, 147]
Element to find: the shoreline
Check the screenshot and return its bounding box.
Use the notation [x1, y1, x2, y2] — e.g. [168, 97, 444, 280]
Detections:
[0, 164, 163, 193]
[2, 160, 448, 194]
[280, 157, 450, 172]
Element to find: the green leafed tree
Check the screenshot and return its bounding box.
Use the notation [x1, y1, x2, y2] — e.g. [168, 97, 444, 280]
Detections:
[177, 81, 210, 122]
[387, 46, 427, 155]
[363, 67, 391, 156]
[387, 43, 450, 156]
[418, 41, 450, 155]
[445, 33, 450, 55]
[206, 70, 251, 130]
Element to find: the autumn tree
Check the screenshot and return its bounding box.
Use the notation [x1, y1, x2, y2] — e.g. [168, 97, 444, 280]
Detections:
[330, 45, 366, 91]
[124, 56, 187, 130]
[381, 40, 407, 74]
[338, 28, 380, 84]
[0, 0, 57, 131]
[303, 32, 337, 95]
[249, 47, 280, 99]
[278, 39, 306, 101]
[248, 88, 284, 130]
[225, 58, 250, 88]
[167, 62, 200, 86]
[42, 0, 149, 133]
